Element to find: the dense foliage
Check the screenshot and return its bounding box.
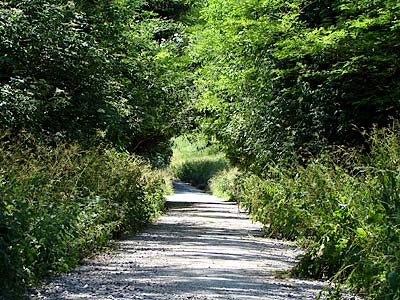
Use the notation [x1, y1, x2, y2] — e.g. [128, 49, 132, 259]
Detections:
[0, 0, 191, 162]
[0, 1, 189, 298]
[170, 135, 228, 189]
[0, 133, 170, 299]
[185, 0, 400, 298]
[189, 0, 400, 171]
[209, 168, 239, 201]
[210, 126, 400, 299]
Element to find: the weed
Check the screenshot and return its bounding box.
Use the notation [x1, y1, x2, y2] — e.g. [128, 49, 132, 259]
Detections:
[0, 133, 167, 299]
[169, 135, 228, 189]
[207, 126, 400, 299]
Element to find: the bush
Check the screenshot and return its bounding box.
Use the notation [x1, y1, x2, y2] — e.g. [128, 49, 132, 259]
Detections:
[0, 133, 168, 299]
[213, 126, 400, 299]
[171, 157, 227, 189]
[169, 135, 228, 189]
[209, 168, 240, 201]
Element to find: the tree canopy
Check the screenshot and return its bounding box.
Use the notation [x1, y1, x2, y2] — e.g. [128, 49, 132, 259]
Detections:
[188, 0, 400, 172]
[0, 0, 192, 162]
[1, 1, 400, 299]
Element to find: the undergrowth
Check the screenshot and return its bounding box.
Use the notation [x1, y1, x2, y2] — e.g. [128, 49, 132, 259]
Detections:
[0, 133, 169, 299]
[169, 134, 228, 189]
[209, 126, 400, 299]
[209, 168, 240, 201]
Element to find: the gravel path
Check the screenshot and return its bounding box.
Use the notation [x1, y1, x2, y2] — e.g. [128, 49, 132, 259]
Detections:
[29, 181, 327, 300]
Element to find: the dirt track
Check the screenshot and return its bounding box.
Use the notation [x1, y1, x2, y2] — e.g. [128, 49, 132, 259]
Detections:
[29, 181, 327, 300]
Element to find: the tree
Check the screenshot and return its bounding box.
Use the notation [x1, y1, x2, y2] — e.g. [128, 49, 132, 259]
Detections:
[0, 0, 191, 162]
[188, 0, 400, 173]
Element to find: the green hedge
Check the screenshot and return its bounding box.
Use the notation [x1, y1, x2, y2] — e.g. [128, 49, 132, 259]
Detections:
[0, 135, 168, 299]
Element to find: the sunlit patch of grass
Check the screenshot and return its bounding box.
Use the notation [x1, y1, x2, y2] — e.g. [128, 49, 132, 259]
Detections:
[169, 134, 228, 190]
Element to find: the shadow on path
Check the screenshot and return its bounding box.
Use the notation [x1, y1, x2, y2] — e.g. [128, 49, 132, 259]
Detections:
[30, 180, 326, 300]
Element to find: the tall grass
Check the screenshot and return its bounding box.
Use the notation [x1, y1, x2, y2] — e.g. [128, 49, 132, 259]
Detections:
[209, 168, 240, 201]
[0, 133, 169, 299]
[208, 126, 400, 299]
[169, 135, 228, 189]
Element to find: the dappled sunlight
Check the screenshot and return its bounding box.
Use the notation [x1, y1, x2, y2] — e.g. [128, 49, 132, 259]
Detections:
[31, 181, 327, 300]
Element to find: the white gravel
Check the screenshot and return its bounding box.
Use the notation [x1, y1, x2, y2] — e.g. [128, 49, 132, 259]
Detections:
[29, 181, 328, 300]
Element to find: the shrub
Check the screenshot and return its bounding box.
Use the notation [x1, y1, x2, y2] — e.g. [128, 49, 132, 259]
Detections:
[213, 126, 400, 299]
[169, 135, 228, 189]
[209, 168, 239, 200]
[0, 133, 167, 299]
[171, 157, 228, 189]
